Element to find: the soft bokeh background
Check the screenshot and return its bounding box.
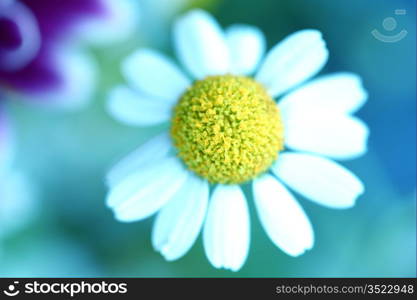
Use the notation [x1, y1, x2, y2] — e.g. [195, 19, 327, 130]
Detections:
[1, 0, 416, 277]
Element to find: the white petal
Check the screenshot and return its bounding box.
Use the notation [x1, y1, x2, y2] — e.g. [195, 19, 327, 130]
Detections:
[31, 46, 97, 110]
[256, 30, 328, 98]
[76, 0, 140, 45]
[271, 152, 364, 209]
[107, 85, 172, 126]
[203, 185, 250, 271]
[173, 9, 230, 79]
[252, 174, 314, 256]
[279, 73, 368, 115]
[107, 156, 188, 222]
[106, 132, 172, 187]
[122, 48, 190, 101]
[152, 174, 209, 261]
[281, 106, 369, 160]
[226, 24, 265, 75]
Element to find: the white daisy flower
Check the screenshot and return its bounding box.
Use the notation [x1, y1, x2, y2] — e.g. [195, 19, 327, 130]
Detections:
[106, 9, 369, 271]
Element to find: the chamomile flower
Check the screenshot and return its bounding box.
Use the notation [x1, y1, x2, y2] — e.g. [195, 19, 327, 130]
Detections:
[106, 9, 369, 271]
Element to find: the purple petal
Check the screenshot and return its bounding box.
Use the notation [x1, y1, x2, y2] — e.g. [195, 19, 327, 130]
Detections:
[0, 18, 22, 49]
[0, 0, 108, 99]
[21, 0, 107, 42]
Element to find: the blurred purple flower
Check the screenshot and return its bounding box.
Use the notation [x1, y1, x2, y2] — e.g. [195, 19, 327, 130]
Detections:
[0, 0, 139, 108]
[0, 0, 103, 90]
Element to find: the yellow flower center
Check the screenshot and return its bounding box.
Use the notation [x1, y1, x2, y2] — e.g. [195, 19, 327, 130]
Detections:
[171, 75, 284, 184]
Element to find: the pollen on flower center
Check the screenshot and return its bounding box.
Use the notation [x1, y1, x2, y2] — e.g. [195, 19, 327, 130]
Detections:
[171, 75, 284, 184]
